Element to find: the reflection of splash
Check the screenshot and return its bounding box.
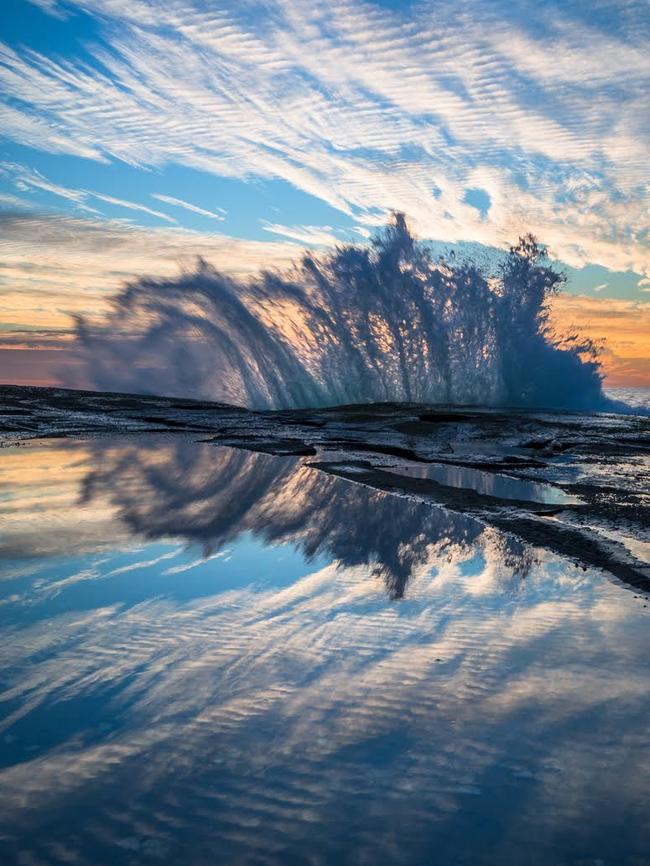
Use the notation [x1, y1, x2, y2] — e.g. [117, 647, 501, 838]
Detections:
[79, 437, 533, 598]
[73, 216, 607, 410]
[1, 440, 649, 866]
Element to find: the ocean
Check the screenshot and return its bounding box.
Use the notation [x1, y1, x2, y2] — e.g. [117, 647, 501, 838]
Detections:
[605, 386, 650, 413]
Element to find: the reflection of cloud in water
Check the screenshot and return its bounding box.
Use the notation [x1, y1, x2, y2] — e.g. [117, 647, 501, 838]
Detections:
[0, 439, 648, 865]
[0, 442, 133, 567]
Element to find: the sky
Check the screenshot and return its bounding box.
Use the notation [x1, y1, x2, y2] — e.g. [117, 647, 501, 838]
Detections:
[0, 0, 649, 388]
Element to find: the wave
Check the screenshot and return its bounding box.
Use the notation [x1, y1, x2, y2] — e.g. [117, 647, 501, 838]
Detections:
[72, 214, 610, 411]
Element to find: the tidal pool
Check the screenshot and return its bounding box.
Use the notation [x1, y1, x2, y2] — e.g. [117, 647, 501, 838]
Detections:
[0, 437, 648, 866]
[383, 461, 581, 504]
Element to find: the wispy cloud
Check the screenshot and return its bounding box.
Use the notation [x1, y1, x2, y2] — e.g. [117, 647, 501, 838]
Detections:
[2, 162, 91, 208]
[0, 212, 300, 338]
[261, 222, 341, 246]
[0, 162, 175, 222]
[0, 192, 34, 209]
[0, 0, 647, 276]
[90, 191, 177, 223]
[26, 0, 68, 19]
[151, 194, 226, 221]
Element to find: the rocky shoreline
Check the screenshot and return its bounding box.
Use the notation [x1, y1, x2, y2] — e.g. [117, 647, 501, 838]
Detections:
[2, 384, 648, 593]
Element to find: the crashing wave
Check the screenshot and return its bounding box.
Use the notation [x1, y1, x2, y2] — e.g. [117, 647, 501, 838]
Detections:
[73, 214, 606, 411]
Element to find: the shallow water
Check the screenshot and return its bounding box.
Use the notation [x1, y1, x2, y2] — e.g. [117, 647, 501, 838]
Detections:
[0, 437, 649, 866]
[383, 461, 580, 504]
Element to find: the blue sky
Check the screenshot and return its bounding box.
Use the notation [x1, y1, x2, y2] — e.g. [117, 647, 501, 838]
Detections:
[0, 0, 649, 384]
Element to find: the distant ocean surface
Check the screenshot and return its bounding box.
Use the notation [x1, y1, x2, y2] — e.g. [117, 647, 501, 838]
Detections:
[605, 386, 650, 413]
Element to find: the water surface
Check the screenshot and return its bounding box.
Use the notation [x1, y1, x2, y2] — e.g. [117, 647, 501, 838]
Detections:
[0, 437, 648, 865]
[383, 461, 580, 504]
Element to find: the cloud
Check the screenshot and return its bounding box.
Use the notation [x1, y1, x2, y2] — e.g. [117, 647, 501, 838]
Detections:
[150, 194, 226, 221]
[1, 162, 175, 221]
[89, 191, 177, 223]
[0, 0, 647, 275]
[261, 221, 341, 246]
[0, 99, 105, 161]
[0, 212, 301, 339]
[1, 162, 92, 209]
[0, 193, 34, 209]
[26, 0, 68, 18]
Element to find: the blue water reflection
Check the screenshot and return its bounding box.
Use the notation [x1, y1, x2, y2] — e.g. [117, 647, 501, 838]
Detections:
[0, 437, 648, 866]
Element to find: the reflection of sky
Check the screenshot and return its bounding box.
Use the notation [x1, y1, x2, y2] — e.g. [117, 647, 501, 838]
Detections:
[0, 438, 649, 865]
[384, 462, 580, 504]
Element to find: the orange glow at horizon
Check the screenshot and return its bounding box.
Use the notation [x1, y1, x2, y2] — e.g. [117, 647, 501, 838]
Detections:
[550, 295, 650, 388]
[3, 293, 649, 392]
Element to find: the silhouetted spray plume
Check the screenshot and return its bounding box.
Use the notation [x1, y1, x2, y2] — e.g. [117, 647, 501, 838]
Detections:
[73, 214, 605, 410]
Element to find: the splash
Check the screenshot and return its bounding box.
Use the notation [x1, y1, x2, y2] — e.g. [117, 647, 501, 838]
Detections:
[72, 214, 607, 411]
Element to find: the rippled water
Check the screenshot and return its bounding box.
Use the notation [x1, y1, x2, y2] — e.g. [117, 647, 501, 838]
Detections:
[0, 437, 649, 866]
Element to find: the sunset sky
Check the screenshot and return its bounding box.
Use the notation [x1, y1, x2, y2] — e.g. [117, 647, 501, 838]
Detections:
[1, 0, 649, 388]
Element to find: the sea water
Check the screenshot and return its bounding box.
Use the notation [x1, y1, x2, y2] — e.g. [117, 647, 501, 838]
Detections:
[0, 437, 648, 865]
